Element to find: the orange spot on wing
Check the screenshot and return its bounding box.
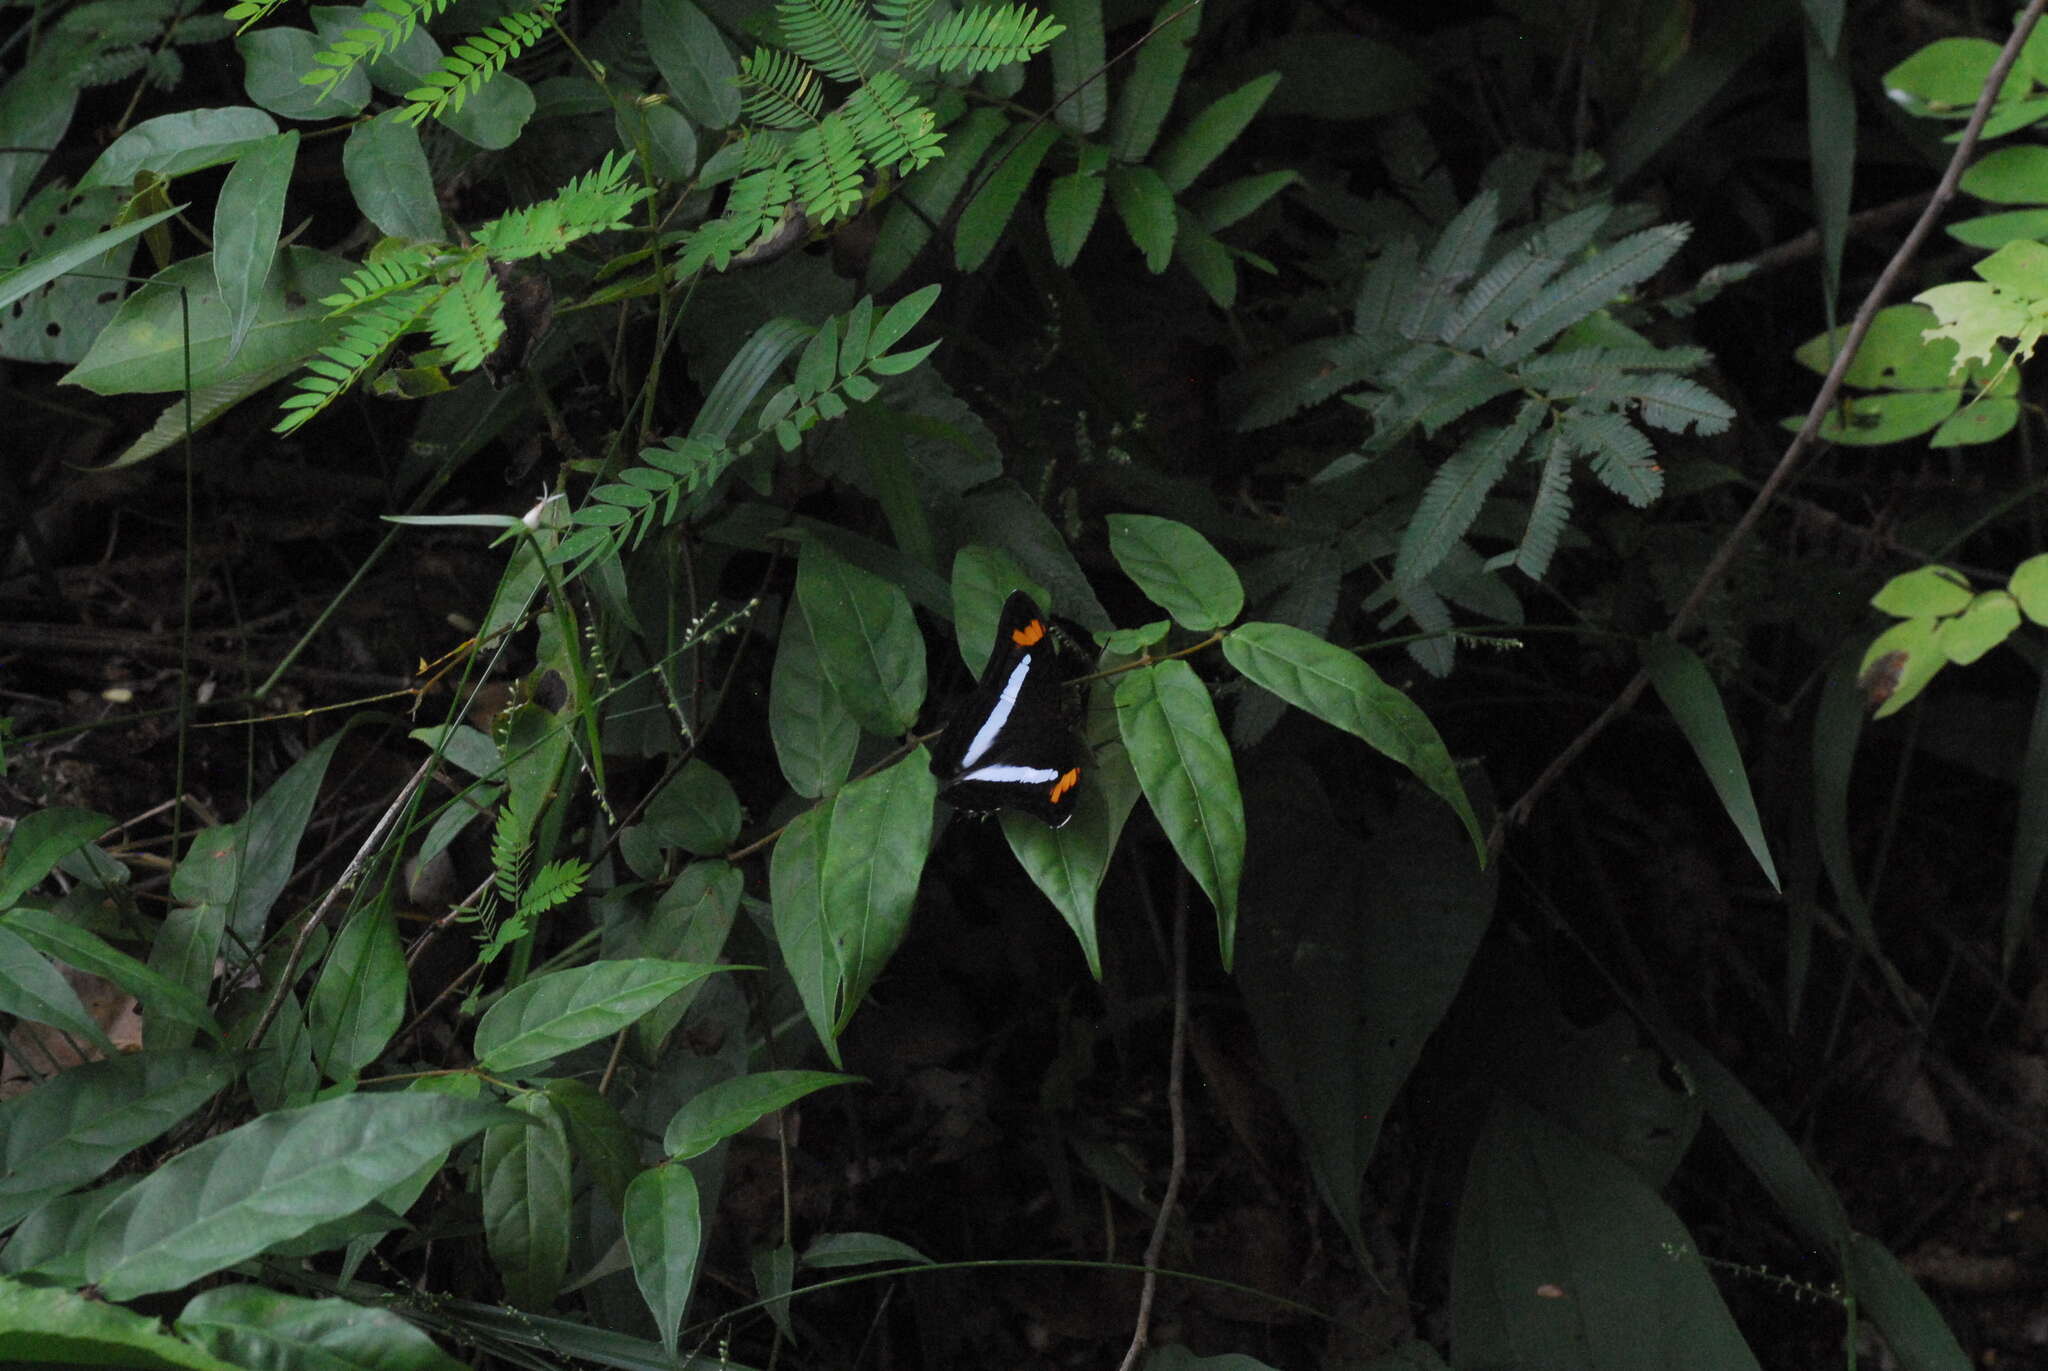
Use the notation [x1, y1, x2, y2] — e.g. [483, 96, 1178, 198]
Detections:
[1049, 768, 1080, 803]
[1012, 618, 1047, 647]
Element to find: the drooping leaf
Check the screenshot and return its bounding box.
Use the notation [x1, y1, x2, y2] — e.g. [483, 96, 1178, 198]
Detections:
[771, 597, 861, 798]
[1106, 513, 1244, 630]
[213, 131, 297, 362]
[474, 959, 732, 1073]
[342, 115, 442, 240]
[1107, 0, 1198, 163]
[661, 1070, 862, 1159]
[176, 1285, 466, 1371]
[643, 0, 740, 128]
[796, 541, 927, 737]
[624, 1163, 701, 1355]
[1641, 639, 1781, 891]
[306, 903, 406, 1081]
[481, 1091, 573, 1310]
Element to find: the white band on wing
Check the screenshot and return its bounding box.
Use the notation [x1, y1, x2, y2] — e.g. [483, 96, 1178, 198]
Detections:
[960, 764, 1062, 783]
[957, 655, 1032, 768]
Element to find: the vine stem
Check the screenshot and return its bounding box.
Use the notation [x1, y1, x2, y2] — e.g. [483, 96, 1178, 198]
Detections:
[1494, 0, 2048, 851]
[1116, 869, 1191, 1371]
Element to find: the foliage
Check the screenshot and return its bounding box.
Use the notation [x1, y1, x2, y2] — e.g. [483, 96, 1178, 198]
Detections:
[8, 0, 2048, 1368]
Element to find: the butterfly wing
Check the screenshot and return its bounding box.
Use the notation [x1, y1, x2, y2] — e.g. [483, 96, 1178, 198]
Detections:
[930, 592, 1086, 828]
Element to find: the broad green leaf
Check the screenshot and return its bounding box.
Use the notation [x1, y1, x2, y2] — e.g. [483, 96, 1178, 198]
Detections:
[1107, 163, 1176, 272]
[956, 122, 1059, 272]
[87, 1092, 513, 1299]
[1003, 732, 1141, 978]
[1451, 1097, 1762, 1371]
[63, 247, 354, 397]
[619, 100, 698, 182]
[1940, 591, 2020, 664]
[796, 542, 927, 737]
[0, 184, 139, 365]
[242, 989, 319, 1111]
[0, 1049, 233, 1227]
[0, 924, 116, 1058]
[0, 1178, 140, 1283]
[1222, 621, 1484, 858]
[771, 753, 936, 1059]
[545, 1078, 639, 1214]
[1, 908, 221, 1045]
[1154, 72, 1279, 194]
[1957, 144, 2048, 203]
[1196, 169, 1297, 232]
[753, 1243, 795, 1343]
[0, 206, 183, 319]
[0, 74, 77, 214]
[1884, 36, 2020, 111]
[870, 107, 1008, 289]
[1804, 28, 1854, 312]
[109, 358, 302, 468]
[643, 760, 744, 856]
[643, 0, 740, 129]
[0, 807, 109, 907]
[624, 1164, 701, 1355]
[1239, 776, 1494, 1260]
[179, 1285, 465, 1371]
[1106, 513, 1243, 630]
[306, 903, 405, 1081]
[949, 545, 1047, 674]
[801, 1231, 934, 1268]
[1791, 304, 1961, 389]
[145, 904, 225, 1051]
[1116, 661, 1244, 965]
[78, 107, 280, 188]
[474, 959, 731, 1073]
[213, 131, 297, 362]
[1109, 2, 1198, 163]
[240, 28, 371, 118]
[0, 1279, 243, 1371]
[1046, 0, 1106, 134]
[2013, 553, 2048, 624]
[1840, 1236, 1973, 1371]
[1641, 640, 1781, 891]
[342, 115, 442, 240]
[661, 1070, 862, 1160]
[1870, 564, 1972, 618]
[771, 599, 859, 798]
[869, 282, 942, 359]
[1859, 618, 1946, 720]
[1174, 207, 1236, 309]
[632, 862, 742, 1054]
[482, 1092, 572, 1310]
[1045, 166, 1105, 267]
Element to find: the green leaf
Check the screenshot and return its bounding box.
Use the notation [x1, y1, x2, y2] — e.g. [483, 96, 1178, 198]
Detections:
[1196, 169, 1297, 231]
[1108, 0, 1198, 163]
[1884, 36, 2021, 111]
[624, 1164, 701, 1356]
[0, 807, 110, 908]
[1395, 402, 1542, 585]
[0, 75, 77, 215]
[1002, 732, 1142, 978]
[622, 101, 699, 182]
[1222, 622, 1485, 859]
[482, 1092, 573, 1310]
[87, 1092, 513, 1299]
[0, 1280, 245, 1371]
[1870, 564, 1972, 618]
[1115, 661, 1245, 966]
[1, 908, 222, 1047]
[869, 281, 941, 359]
[63, 247, 354, 396]
[869, 108, 1005, 291]
[545, 1078, 640, 1214]
[661, 1070, 862, 1159]
[1107, 163, 1176, 272]
[1046, 0, 1106, 134]
[1105, 513, 1242, 629]
[78, 107, 281, 188]
[753, 1243, 795, 1342]
[1641, 639, 1781, 892]
[1240, 779, 1494, 1262]
[0, 918, 117, 1057]
[1939, 591, 2020, 664]
[1242, 32, 1426, 123]
[800, 1230, 934, 1268]
[643, 759, 744, 856]
[771, 598, 860, 798]
[796, 542, 927, 737]
[1451, 1096, 1762, 1371]
[474, 959, 731, 1073]
[0, 1049, 233, 1228]
[1154, 71, 1279, 194]
[771, 753, 937, 1060]
[306, 903, 405, 1081]
[0, 206, 184, 319]
[1045, 165, 1105, 267]
[342, 115, 442, 240]
[241, 28, 372, 118]
[955, 122, 1059, 272]
[213, 131, 297, 362]
[644, 0, 740, 128]
[146, 905, 225, 1052]
[178, 1286, 465, 1371]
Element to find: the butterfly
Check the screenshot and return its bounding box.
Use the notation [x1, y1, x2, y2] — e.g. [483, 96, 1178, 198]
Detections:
[929, 591, 1086, 828]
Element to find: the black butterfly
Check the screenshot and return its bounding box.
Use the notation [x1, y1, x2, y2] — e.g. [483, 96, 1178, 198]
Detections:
[929, 591, 1086, 828]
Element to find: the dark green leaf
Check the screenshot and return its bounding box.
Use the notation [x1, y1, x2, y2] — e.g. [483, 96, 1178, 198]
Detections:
[796, 541, 927, 737]
[1155, 71, 1279, 193]
[0, 808, 110, 907]
[342, 115, 442, 240]
[1641, 639, 1781, 891]
[1106, 512, 1243, 629]
[177, 1285, 466, 1371]
[474, 959, 731, 1073]
[624, 1164, 701, 1355]
[213, 131, 297, 361]
[1107, 163, 1176, 272]
[801, 1230, 935, 1268]
[661, 1070, 862, 1159]
[0, 1280, 244, 1371]
[78, 107, 280, 188]
[1, 909, 221, 1045]
[545, 1078, 640, 1214]
[643, 760, 744, 856]
[482, 1092, 572, 1310]
[306, 903, 406, 1081]
[643, 0, 740, 128]
[1108, 1, 1198, 163]
[955, 122, 1058, 272]
[771, 598, 860, 798]
[240, 28, 371, 118]
[1046, 0, 1106, 134]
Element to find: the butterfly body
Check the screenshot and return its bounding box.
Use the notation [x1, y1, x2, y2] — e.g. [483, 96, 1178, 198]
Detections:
[930, 592, 1085, 828]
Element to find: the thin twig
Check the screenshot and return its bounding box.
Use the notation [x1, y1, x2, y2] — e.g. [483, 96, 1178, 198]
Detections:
[1494, 0, 2048, 850]
[1116, 870, 1191, 1371]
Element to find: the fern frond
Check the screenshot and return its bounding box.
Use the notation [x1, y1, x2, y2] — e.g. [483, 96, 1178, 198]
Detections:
[72, 47, 150, 87]
[1405, 189, 1496, 337]
[838, 70, 942, 174]
[401, 0, 560, 126]
[1487, 223, 1691, 365]
[1563, 408, 1662, 507]
[303, 0, 459, 100]
[683, 164, 796, 272]
[54, 0, 175, 47]
[777, 0, 875, 81]
[903, 2, 1064, 73]
[428, 260, 506, 372]
[515, 858, 588, 920]
[1514, 426, 1572, 580]
[738, 46, 824, 128]
[1394, 398, 1544, 585]
[276, 282, 441, 434]
[321, 245, 438, 312]
[476, 151, 650, 260]
[490, 795, 529, 903]
[789, 114, 864, 223]
[1612, 372, 1734, 435]
[874, 0, 934, 51]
